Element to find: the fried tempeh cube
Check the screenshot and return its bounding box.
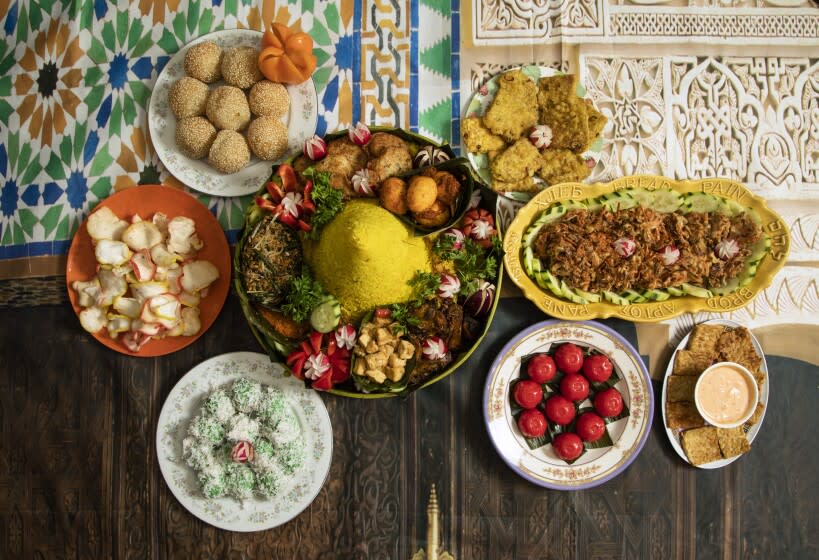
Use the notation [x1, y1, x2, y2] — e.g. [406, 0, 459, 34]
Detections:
[483, 71, 539, 142]
[666, 375, 698, 403]
[687, 324, 724, 355]
[672, 350, 712, 376]
[745, 402, 765, 426]
[717, 427, 751, 458]
[681, 427, 722, 466]
[666, 401, 706, 430]
[461, 117, 506, 154]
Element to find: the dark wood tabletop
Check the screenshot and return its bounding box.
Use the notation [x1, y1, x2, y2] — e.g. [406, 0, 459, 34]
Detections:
[1, 284, 817, 559]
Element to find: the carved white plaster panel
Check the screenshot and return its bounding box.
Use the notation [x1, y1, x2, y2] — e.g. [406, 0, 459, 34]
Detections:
[472, 0, 605, 45]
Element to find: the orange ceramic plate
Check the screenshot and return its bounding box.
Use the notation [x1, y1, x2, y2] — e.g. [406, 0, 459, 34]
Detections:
[66, 185, 232, 357]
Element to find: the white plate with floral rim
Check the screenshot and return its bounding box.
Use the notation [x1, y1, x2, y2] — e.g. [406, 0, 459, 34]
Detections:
[661, 319, 769, 469]
[483, 320, 653, 490]
[463, 65, 603, 231]
[156, 352, 332, 532]
[148, 29, 318, 197]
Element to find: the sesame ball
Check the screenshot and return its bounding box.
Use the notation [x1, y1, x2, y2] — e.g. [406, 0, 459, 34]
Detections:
[205, 85, 251, 131]
[184, 41, 223, 83]
[175, 116, 217, 160]
[208, 130, 250, 174]
[247, 116, 288, 161]
[168, 77, 209, 119]
[221, 46, 263, 89]
[248, 81, 290, 117]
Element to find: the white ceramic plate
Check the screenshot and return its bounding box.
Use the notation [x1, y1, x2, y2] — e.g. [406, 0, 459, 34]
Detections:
[483, 320, 653, 490]
[661, 319, 769, 469]
[462, 65, 603, 204]
[148, 29, 318, 197]
[156, 352, 333, 531]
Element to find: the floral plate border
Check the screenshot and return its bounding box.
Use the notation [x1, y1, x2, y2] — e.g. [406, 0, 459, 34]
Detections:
[156, 352, 333, 531]
[148, 29, 318, 197]
[483, 320, 653, 490]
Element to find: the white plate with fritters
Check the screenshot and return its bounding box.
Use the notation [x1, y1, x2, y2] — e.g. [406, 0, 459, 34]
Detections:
[148, 29, 318, 197]
[661, 319, 769, 469]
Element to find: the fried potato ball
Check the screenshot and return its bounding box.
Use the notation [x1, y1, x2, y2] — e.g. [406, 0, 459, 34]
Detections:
[208, 130, 250, 174]
[176, 116, 217, 160]
[247, 116, 288, 161]
[206, 85, 251, 131]
[248, 80, 290, 117]
[379, 177, 408, 215]
[221, 47, 263, 89]
[168, 77, 209, 119]
[184, 41, 222, 83]
[406, 175, 438, 213]
[413, 200, 451, 228]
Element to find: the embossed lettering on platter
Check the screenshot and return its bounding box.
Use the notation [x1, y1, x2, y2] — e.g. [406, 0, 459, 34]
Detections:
[765, 220, 790, 261]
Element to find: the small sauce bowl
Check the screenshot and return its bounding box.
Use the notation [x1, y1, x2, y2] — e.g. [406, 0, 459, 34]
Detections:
[694, 362, 758, 429]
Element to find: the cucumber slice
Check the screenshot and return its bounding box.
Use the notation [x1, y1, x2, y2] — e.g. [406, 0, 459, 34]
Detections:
[603, 291, 631, 306]
[720, 199, 746, 216]
[650, 190, 683, 213]
[582, 197, 603, 211]
[574, 287, 602, 303]
[523, 205, 567, 246]
[622, 289, 648, 303]
[666, 285, 685, 297]
[600, 191, 638, 212]
[310, 297, 341, 333]
[710, 277, 740, 296]
[523, 246, 536, 276]
[748, 236, 771, 263]
[643, 288, 671, 302]
[628, 189, 654, 207]
[537, 270, 564, 299]
[683, 193, 721, 214]
[560, 280, 589, 305]
[680, 283, 713, 298]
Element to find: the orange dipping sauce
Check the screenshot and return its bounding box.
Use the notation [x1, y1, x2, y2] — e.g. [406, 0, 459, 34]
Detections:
[695, 363, 757, 427]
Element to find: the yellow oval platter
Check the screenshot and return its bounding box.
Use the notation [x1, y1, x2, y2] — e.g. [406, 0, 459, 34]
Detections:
[503, 175, 790, 322]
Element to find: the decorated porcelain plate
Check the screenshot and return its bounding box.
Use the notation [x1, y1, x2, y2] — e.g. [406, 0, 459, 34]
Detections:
[661, 319, 769, 469]
[503, 175, 790, 322]
[148, 29, 318, 197]
[484, 321, 653, 490]
[462, 65, 603, 203]
[65, 185, 231, 357]
[156, 352, 333, 532]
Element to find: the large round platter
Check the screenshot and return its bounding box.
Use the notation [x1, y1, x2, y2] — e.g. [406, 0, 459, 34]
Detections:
[462, 65, 603, 202]
[148, 29, 319, 197]
[65, 185, 231, 357]
[503, 175, 790, 322]
[661, 319, 769, 469]
[156, 352, 333, 531]
[483, 320, 653, 490]
[235, 126, 504, 398]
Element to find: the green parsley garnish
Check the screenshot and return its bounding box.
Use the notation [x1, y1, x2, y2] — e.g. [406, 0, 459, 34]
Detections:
[433, 235, 500, 295]
[281, 268, 326, 322]
[303, 167, 344, 240]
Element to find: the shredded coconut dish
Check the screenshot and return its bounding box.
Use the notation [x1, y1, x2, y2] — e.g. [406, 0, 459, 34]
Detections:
[182, 378, 305, 500]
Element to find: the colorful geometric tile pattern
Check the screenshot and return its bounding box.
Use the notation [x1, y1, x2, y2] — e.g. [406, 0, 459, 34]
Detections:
[0, 0, 459, 272]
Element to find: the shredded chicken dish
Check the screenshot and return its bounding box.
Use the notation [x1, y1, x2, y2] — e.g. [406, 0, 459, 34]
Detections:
[532, 207, 762, 292]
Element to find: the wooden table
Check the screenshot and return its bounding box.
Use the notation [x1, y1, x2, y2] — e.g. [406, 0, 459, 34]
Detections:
[2, 285, 817, 559]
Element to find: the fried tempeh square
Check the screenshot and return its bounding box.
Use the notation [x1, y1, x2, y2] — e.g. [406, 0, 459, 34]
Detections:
[672, 350, 712, 376]
[489, 138, 542, 183]
[717, 427, 751, 458]
[680, 427, 722, 466]
[666, 401, 706, 430]
[687, 324, 724, 355]
[717, 328, 762, 372]
[461, 117, 506, 154]
[491, 176, 538, 194]
[483, 70, 539, 143]
[536, 75, 589, 152]
[585, 105, 608, 151]
[537, 148, 591, 185]
[666, 375, 698, 403]
[745, 402, 765, 426]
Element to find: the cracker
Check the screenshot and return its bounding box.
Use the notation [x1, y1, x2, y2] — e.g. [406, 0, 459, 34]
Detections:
[717, 427, 751, 458]
[537, 75, 589, 152]
[483, 71, 538, 142]
[489, 138, 542, 183]
[671, 350, 712, 376]
[666, 375, 697, 403]
[491, 176, 539, 194]
[680, 427, 722, 466]
[745, 402, 765, 426]
[537, 148, 591, 185]
[461, 117, 506, 154]
[687, 324, 724, 355]
[586, 104, 607, 141]
[666, 401, 706, 430]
